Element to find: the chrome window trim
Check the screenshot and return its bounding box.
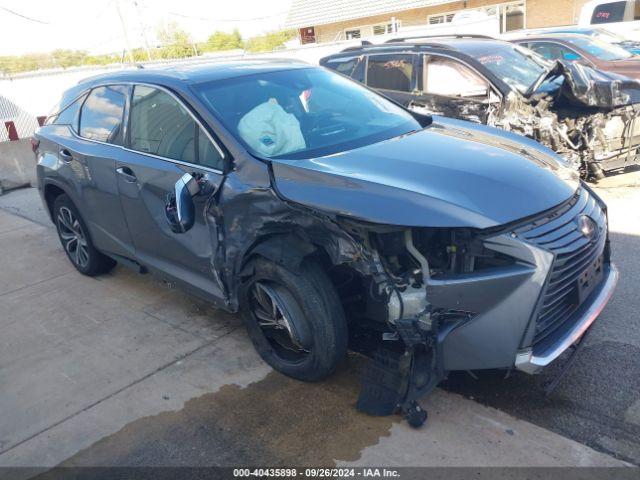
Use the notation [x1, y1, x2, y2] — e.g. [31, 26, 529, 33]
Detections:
[71, 80, 226, 175]
[69, 127, 225, 175]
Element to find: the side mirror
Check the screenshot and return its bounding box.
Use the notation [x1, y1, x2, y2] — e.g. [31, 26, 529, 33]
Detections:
[165, 173, 200, 234]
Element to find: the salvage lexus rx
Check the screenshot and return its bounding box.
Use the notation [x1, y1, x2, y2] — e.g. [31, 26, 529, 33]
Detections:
[320, 36, 640, 180]
[34, 60, 618, 426]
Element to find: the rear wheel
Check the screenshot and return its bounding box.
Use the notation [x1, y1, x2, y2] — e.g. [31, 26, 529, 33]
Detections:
[53, 194, 116, 276]
[240, 257, 348, 382]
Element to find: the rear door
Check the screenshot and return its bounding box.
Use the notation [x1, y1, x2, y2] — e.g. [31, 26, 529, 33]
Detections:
[116, 84, 227, 302]
[412, 55, 495, 124]
[44, 85, 134, 258]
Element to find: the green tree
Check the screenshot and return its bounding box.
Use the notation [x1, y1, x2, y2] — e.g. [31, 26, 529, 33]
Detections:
[202, 29, 243, 52]
[51, 49, 88, 69]
[156, 21, 196, 59]
[244, 29, 297, 53]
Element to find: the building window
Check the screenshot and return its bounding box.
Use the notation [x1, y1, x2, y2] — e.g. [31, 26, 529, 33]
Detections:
[428, 13, 455, 24]
[344, 20, 400, 40]
[503, 2, 525, 32]
[345, 29, 361, 39]
[373, 22, 398, 35]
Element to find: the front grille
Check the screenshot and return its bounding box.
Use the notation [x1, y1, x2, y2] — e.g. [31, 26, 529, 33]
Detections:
[514, 188, 608, 349]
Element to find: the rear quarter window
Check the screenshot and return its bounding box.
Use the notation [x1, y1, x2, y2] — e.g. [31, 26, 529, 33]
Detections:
[325, 56, 366, 83]
[79, 85, 127, 144]
[45, 93, 87, 131]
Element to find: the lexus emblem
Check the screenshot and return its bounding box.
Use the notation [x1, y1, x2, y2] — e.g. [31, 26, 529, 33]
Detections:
[577, 215, 597, 240]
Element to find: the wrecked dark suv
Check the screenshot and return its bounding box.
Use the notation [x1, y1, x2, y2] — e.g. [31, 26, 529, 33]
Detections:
[34, 60, 618, 426]
[320, 36, 640, 179]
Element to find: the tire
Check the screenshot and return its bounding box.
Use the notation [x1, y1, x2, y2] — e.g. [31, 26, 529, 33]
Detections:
[239, 257, 348, 382]
[53, 194, 116, 276]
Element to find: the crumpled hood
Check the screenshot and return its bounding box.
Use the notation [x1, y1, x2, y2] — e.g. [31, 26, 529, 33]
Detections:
[270, 117, 579, 229]
[526, 60, 640, 108]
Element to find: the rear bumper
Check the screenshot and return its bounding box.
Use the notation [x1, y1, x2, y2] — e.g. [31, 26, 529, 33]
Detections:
[514, 263, 619, 374]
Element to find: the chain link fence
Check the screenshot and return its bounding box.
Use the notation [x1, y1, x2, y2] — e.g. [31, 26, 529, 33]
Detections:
[0, 94, 39, 142]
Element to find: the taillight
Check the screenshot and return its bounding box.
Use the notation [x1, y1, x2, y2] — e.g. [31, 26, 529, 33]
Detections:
[31, 137, 40, 153]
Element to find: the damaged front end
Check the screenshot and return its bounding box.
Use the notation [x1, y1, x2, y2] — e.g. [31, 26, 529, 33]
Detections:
[331, 219, 544, 424]
[490, 61, 640, 179]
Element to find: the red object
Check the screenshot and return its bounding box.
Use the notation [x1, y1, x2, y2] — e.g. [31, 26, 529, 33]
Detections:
[37, 116, 47, 127]
[299, 27, 316, 44]
[31, 137, 40, 153]
[5, 121, 18, 141]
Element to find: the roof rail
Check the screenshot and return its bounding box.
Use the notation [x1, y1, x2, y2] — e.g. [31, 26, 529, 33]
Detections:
[339, 41, 454, 53]
[385, 34, 495, 43]
[339, 39, 375, 52]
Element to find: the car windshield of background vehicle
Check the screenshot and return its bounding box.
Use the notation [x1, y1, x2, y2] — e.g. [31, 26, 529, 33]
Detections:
[563, 35, 633, 60]
[462, 43, 549, 93]
[194, 68, 421, 160]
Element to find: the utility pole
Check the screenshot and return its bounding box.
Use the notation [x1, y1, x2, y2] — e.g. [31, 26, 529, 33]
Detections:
[132, 0, 152, 61]
[115, 0, 135, 64]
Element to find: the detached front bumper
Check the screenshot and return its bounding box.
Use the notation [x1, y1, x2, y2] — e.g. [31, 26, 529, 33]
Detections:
[515, 263, 619, 374]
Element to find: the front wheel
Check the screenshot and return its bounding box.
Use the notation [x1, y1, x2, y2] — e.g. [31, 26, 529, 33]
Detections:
[53, 194, 116, 276]
[239, 257, 348, 382]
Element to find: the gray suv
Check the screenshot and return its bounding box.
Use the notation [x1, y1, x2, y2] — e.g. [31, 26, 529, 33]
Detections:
[34, 60, 618, 426]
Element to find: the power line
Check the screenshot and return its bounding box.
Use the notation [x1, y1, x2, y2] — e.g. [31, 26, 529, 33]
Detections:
[0, 5, 49, 24]
[166, 10, 289, 23]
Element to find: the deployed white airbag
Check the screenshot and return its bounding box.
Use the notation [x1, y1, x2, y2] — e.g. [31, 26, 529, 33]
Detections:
[237, 99, 306, 156]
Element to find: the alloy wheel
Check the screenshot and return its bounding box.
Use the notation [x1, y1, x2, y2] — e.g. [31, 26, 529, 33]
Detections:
[250, 281, 310, 355]
[57, 206, 90, 268]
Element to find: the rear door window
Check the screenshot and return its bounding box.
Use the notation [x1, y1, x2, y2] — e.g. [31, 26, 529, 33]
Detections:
[591, 1, 627, 23]
[366, 54, 414, 92]
[129, 85, 224, 170]
[79, 85, 127, 144]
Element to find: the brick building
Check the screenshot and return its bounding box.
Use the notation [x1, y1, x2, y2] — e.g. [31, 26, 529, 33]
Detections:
[285, 0, 591, 43]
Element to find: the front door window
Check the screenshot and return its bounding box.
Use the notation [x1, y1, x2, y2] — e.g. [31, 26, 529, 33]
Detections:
[424, 57, 489, 98]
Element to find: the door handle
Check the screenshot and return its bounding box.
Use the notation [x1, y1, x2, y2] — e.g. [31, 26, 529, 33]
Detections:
[59, 148, 73, 162]
[116, 166, 137, 183]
